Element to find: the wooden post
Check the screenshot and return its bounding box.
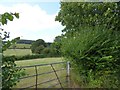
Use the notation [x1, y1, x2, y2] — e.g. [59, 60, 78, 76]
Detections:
[66, 61, 70, 87]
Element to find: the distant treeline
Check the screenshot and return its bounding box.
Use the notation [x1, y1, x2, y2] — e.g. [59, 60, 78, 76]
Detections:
[3, 39, 52, 49]
[3, 39, 52, 45]
[3, 39, 34, 44]
[16, 39, 35, 44]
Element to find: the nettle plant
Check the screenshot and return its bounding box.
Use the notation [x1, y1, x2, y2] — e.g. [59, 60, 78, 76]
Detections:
[0, 12, 25, 89]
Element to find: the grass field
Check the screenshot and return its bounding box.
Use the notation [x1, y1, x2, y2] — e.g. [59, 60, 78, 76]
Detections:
[14, 58, 67, 88]
[9, 44, 31, 49]
[3, 48, 70, 88]
[3, 49, 32, 56]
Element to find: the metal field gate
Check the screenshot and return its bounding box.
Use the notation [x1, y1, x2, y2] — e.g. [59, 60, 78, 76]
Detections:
[16, 61, 70, 89]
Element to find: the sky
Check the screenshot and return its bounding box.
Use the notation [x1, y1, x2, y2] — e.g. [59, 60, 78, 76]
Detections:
[0, 0, 64, 42]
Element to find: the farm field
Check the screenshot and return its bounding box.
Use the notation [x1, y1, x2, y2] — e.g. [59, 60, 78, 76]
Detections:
[14, 57, 67, 88]
[9, 44, 31, 49]
[3, 49, 32, 56]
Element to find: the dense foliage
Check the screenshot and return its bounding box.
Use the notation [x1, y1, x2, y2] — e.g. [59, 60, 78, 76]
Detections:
[2, 56, 25, 89]
[56, 2, 120, 88]
[56, 2, 120, 36]
[14, 54, 45, 61]
[50, 36, 62, 57]
[0, 12, 25, 89]
[62, 27, 120, 88]
[30, 38, 61, 57]
[31, 39, 46, 54]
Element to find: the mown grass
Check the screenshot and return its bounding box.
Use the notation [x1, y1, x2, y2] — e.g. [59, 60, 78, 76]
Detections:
[3, 49, 32, 56]
[14, 58, 68, 88]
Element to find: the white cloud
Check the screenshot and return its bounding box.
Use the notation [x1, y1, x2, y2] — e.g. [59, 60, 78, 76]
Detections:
[0, 0, 60, 3]
[0, 3, 63, 42]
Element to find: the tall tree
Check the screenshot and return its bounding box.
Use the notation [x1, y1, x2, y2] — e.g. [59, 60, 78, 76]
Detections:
[56, 2, 120, 37]
[31, 39, 46, 54]
[55, 2, 120, 88]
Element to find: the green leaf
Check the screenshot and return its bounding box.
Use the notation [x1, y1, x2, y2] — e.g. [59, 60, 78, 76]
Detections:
[2, 17, 7, 25]
[14, 13, 19, 19]
[8, 15, 14, 21]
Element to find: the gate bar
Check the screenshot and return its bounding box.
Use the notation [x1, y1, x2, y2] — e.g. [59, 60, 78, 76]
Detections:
[51, 64, 63, 89]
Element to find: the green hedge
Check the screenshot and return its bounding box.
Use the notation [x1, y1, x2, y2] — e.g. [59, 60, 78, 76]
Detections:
[14, 54, 45, 61]
[4, 54, 60, 61]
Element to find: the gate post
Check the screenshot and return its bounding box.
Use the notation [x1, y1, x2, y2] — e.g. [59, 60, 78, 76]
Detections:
[66, 61, 70, 87]
[35, 66, 38, 90]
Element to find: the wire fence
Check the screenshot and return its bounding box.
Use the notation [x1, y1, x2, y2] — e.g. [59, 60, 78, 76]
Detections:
[16, 61, 70, 90]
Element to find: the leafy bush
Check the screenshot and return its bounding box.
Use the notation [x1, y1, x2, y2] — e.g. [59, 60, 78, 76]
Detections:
[42, 48, 51, 57]
[50, 42, 62, 57]
[2, 56, 25, 89]
[1, 12, 25, 89]
[62, 26, 120, 88]
[34, 45, 45, 54]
